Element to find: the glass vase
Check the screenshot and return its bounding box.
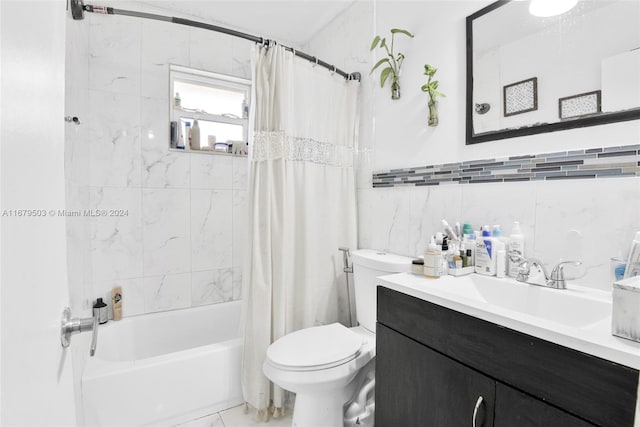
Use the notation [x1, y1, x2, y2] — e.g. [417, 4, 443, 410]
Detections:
[391, 78, 400, 100]
[428, 100, 439, 126]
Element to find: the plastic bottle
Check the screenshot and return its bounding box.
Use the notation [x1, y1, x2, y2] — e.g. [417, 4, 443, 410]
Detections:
[495, 241, 507, 278]
[242, 97, 249, 119]
[93, 298, 108, 324]
[623, 231, 640, 279]
[185, 122, 192, 149]
[423, 237, 442, 279]
[475, 227, 496, 276]
[508, 221, 525, 277]
[112, 287, 123, 321]
[191, 119, 201, 150]
[174, 92, 181, 108]
[177, 122, 185, 149]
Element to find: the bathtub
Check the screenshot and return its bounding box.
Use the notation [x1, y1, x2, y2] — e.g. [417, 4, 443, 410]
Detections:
[82, 300, 244, 426]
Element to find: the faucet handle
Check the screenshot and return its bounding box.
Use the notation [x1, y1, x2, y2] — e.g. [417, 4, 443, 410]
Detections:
[549, 261, 582, 289]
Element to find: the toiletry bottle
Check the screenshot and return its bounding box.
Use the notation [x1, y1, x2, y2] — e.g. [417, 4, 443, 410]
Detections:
[174, 92, 181, 108]
[623, 231, 640, 279]
[177, 123, 185, 149]
[475, 227, 496, 276]
[191, 119, 201, 150]
[462, 222, 473, 237]
[508, 221, 525, 277]
[93, 298, 108, 324]
[442, 219, 459, 243]
[112, 286, 123, 321]
[453, 250, 463, 270]
[185, 122, 191, 150]
[495, 241, 507, 278]
[242, 97, 249, 119]
[424, 237, 442, 279]
[441, 238, 450, 276]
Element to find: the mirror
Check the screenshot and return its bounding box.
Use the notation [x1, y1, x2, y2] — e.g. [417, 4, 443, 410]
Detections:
[466, 0, 640, 144]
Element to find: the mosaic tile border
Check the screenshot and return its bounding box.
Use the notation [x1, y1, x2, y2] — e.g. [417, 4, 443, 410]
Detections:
[372, 144, 640, 188]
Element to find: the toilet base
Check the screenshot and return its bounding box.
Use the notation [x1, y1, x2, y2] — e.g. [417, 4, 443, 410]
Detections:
[291, 392, 347, 427]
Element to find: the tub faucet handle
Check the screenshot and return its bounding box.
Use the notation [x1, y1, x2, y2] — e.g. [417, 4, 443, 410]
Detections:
[60, 307, 99, 357]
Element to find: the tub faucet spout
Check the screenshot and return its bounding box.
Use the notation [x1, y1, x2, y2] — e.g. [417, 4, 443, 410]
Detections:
[60, 308, 99, 357]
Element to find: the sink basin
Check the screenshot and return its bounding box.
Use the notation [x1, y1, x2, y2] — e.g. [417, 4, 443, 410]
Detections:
[436, 274, 611, 328]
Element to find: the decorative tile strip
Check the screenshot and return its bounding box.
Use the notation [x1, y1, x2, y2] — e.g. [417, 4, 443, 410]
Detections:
[372, 145, 640, 188]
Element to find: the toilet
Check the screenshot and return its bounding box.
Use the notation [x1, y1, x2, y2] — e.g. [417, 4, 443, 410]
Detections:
[262, 249, 413, 427]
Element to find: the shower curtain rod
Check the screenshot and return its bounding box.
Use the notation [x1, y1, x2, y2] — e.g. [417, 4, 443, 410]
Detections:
[69, 0, 361, 82]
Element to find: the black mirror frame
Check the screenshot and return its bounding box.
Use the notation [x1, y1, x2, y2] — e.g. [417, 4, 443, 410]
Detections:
[466, 0, 640, 145]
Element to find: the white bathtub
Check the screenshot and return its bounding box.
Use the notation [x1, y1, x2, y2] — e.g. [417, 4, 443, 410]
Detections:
[82, 300, 244, 426]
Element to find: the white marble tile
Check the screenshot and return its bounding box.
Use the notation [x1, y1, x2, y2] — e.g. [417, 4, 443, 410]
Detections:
[142, 189, 191, 276]
[232, 156, 248, 190]
[408, 184, 463, 258]
[65, 15, 89, 91]
[191, 154, 233, 189]
[89, 187, 143, 283]
[356, 188, 374, 250]
[369, 187, 412, 257]
[65, 184, 92, 317]
[175, 412, 224, 427]
[231, 37, 253, 80]
[191, 268, 233, 306]
[141, 97, 190, 188]
[534, 178, 640, 291]
[232, 266, 243, 300]
[460, 181, 537, 257]
[144, 273, 191, 313]
[232, 190, 248, 268]
[190, 189, 233, 271]
[89, 17, 141, 95]
[355, 148, 374, 190]
[141, 20, 190, 100]
[88, 90, 141, 187]
[189, 28, 233, 75]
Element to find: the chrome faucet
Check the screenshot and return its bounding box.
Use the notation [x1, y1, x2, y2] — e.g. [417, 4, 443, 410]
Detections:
[516, 258, 582, 289]
[60, 308, 99, 356]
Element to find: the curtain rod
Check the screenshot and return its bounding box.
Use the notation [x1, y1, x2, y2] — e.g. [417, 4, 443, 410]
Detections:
[69, 0, 361, 82]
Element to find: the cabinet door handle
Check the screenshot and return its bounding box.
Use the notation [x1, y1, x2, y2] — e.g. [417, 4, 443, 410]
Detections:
[472, 395, 484, 427]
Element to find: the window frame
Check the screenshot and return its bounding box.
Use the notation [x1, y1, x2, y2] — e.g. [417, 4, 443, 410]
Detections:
[169, 64, 251, 153]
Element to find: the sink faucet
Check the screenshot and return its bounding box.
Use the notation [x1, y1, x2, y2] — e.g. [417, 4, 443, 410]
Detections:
[516, 258, 582, 289]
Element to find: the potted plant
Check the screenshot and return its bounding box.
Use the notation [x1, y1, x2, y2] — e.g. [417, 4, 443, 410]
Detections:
[421, 64, 445, 126]
[370, 28, 414, 100]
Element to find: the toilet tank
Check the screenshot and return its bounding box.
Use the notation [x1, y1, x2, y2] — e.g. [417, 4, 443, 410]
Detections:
[351, 249, 413, 332]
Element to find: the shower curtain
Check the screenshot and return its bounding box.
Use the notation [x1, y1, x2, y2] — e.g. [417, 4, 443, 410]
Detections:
[241, 44, 359, 418]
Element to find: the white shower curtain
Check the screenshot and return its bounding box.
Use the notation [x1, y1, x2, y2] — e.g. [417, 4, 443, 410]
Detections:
[241, 44, 359, 417]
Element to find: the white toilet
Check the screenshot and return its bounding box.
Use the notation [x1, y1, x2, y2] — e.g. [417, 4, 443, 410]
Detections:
[263, 249, 413, 427]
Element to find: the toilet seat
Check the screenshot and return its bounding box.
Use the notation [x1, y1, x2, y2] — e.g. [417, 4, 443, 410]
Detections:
[266, 323, 364, 371]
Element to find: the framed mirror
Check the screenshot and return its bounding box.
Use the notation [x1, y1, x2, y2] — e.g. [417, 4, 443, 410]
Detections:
[466, 0, 640, 145]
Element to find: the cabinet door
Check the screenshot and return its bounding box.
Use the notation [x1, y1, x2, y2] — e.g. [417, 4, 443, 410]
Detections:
[376, 324, 495, 427]
[495, 383, 595, 427]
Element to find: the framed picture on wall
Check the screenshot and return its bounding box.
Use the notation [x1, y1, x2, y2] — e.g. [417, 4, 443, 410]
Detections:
[558, 90, 602, 120]
[503, 77, 538, 117]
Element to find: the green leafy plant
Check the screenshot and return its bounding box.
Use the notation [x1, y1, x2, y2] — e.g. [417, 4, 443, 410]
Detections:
[421, 64, 445, 126]
[370, 28, 414, 99]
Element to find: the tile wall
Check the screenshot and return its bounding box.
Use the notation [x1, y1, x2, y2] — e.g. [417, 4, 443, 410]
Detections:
[65, 10, 252, 318]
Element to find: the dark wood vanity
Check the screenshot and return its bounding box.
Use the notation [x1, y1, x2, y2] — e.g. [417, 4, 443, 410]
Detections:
[375, 286, 639, 427]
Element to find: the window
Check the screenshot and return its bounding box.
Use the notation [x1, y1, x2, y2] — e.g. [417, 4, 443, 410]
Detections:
[169, 65, 250, 154]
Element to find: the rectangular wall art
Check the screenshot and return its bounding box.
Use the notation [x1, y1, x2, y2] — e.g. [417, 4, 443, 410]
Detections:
[503, 77, 538, 117]
[559, 90, 601, 119]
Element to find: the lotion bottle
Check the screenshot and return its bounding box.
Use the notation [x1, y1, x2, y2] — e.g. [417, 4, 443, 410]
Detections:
[424, 237, 442, 279]
[495, 241, 506, 278]
[112, 286, 123, 321]
[475, 227, 496, 276]
[191, 119, 201, 150]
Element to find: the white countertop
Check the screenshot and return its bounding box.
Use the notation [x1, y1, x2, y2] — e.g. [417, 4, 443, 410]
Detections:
[378, 272, 640, 370]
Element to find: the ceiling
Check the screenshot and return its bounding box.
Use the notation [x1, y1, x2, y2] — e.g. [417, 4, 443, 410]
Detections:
[134, 0, 358, 47]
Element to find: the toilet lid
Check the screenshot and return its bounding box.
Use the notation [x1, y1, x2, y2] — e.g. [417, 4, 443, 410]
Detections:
[266, 323, 364, 370]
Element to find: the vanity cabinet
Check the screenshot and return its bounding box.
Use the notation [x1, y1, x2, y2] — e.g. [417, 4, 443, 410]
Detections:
[375, 286, 639, 427]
